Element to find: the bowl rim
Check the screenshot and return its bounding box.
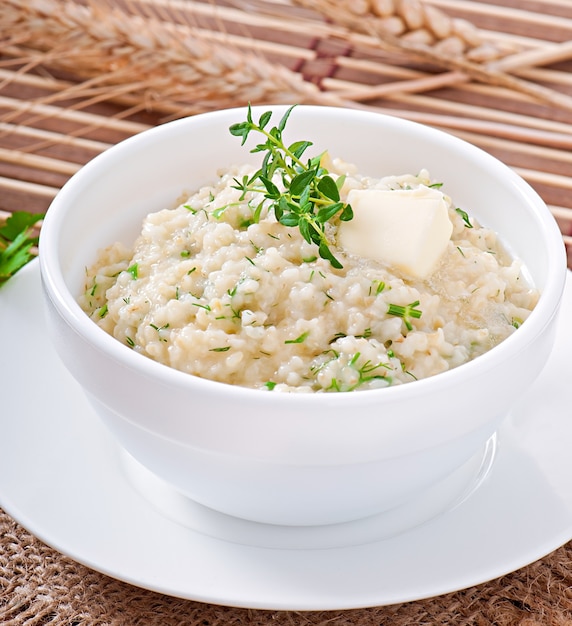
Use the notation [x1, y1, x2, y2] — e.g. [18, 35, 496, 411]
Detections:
[39, 104, 568, 406]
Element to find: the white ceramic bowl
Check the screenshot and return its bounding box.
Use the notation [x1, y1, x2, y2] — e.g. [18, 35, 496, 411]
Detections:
[39, 105, 567, 527]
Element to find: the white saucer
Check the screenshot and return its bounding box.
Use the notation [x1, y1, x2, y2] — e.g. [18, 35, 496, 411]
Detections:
[1, 261, 572, 611]
[120, 434, 497, 551]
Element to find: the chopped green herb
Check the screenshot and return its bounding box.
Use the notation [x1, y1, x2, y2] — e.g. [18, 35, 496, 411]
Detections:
[387, 300, 422, 331]
[98, 304, 108, 318]
[126, 336, 135, 347]
[370, 280, 386, 295]
[150, 323, 169, 331]
[212, 202, 242, 219]
[356, 328, 372, 339]
[264, 381, 277, 390]
[455, 207, 473, 228]
[210, 346, 231, 352]
[180, 250, 191, 257]
[229, 104, 353, 269]
[348, 352, 391, 390]
[126, 263, 139, 279]
[212, 205, 228, 218]
[402, 365, 417, 380]
[316, 350, 391, 392]
[329, 332, 346, 343]
[150, 322, 169, 342]
[250, 240, 263, 254]
[285, 331, 309, 344]
[328, 378, 342, 392]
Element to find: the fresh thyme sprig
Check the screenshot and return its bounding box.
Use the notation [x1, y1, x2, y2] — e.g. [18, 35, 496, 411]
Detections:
[229, 104, 353, 269]
[0, 211, 44, 287]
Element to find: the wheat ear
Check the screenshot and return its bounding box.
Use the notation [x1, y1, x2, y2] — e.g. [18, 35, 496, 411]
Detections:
[0, 0, 349, 119]
[286, 0, 572, 111]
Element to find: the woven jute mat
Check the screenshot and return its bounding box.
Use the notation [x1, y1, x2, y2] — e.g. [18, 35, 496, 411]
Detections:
[2, 508, 572, 625]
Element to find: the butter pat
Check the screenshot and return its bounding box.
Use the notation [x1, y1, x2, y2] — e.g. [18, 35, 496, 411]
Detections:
[338, 186, 453, 278]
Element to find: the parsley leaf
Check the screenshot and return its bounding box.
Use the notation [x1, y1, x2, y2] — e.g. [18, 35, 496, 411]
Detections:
[0, 211, 44, 287]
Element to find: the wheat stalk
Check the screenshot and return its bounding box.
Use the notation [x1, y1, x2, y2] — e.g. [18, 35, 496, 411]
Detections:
[0, 0, 347, 120]
[3, 0, 572, 130]
[282, 0, 572, 111]
[307, 0, 519, 62]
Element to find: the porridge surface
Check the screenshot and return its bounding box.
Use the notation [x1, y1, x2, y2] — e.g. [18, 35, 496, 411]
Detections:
[79, 163, 538, 392]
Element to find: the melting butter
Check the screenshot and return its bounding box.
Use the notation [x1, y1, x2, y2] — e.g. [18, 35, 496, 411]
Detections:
[337, 186, 453, 279]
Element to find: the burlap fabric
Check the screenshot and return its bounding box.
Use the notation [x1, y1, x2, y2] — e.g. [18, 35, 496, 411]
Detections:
[2, 508, 572, 625]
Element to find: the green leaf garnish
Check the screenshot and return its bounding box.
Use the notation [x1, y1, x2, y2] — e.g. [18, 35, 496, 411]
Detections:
[229, 104, 353, 268]
[455, 207, 473, 228]
[0, 211, 44, 286]
[348, 352, 391, 390]
[285, 331, 309, 344]
[126, 263, 139, 279]
[387, 300, 422, 331]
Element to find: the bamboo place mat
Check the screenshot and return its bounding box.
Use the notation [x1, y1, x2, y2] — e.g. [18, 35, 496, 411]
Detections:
[2, 0, 572, 624]
[0, 0, 572, 268]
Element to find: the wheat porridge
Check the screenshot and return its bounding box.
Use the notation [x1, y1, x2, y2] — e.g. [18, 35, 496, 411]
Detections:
[78, 152, 539, 393]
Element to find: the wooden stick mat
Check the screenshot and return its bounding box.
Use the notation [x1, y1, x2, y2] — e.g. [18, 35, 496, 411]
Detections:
[0, 0, 571, 269]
